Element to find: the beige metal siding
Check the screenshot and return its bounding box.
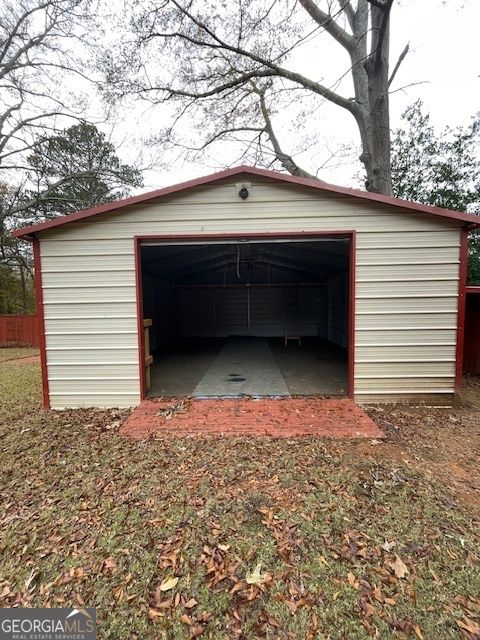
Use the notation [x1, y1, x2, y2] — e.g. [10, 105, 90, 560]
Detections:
[37, 179, 463, 408]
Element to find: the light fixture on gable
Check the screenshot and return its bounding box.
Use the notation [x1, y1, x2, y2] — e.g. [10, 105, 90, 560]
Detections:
[236, 182, 251, 200]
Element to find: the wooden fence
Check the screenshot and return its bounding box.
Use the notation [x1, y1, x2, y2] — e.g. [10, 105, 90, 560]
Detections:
[0, 315, 39, 347]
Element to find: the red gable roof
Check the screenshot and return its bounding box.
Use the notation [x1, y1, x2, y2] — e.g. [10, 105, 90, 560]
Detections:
[12, 165, 480, 239]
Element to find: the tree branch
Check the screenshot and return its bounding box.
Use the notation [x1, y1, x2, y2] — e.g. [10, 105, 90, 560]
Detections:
[154, 28, 357, 115]
[298, 0, 355, 51]
[254, 84, 317, 179]
[388, 42, 409, 87]
[162, 1, 358, 115]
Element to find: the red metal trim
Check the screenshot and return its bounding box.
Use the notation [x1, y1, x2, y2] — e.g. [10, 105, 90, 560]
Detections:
[348, 232, 356, 399]
[134, 238, 147, 400]
[455, 227, 469, 390]
[13, 165, 480, 240]
[33, 238, 50, 409]
[134, 231, 356, 400]
[136, 231, 353, 243]
[465, 286, 480, 294]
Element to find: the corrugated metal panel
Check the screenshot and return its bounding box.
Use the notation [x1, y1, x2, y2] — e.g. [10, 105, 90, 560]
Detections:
[356, 312, 457, 328]
[43, 215, 456, 240]
[41, 270, 135, 286]
[49, 393, 139, 409]
[355, 378, 455, 392]
[43, 302, 137, 318]
[356, 280, 458, 296]
[356, 361, 455, 377]
[356, 230, 459, 248]
[40, 239, 133, 255]
[45, 332, 137, 349]
[49, 378, 137, 392]
[356, 245, 460, 264]
[356, 297, 457, 313]
[328, 272, 348, 348]
[49, 363, 139, 377]
[46, 347, 138, 364]
[357, 263, 458, 280]
[37, 178, 463, 407]
[356, 344, 456, 361]
[174, 286, 327, 337]
[45, 317, 138, 332]
[42, 285, 135, 303]
[356, 328, 456, 344]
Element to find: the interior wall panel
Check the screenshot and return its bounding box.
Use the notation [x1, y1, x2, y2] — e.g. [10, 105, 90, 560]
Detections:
[173, 286, 329, 338]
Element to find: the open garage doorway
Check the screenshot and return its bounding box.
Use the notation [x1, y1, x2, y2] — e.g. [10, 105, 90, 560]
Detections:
[136, 234, 353, 399]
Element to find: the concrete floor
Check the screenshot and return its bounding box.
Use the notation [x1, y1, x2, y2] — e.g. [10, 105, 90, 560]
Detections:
[192, 337, 290, 397]
[149, 336, 348, 397]
[269, 338, 348, 396]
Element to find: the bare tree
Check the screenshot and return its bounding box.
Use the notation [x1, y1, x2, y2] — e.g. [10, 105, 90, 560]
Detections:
[0, 0, 102, 309]
[104, 0, 410, 194]
[0, 0, 94, 177]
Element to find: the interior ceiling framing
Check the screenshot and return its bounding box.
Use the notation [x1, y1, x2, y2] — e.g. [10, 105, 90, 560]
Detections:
[141, 240, 349, 285]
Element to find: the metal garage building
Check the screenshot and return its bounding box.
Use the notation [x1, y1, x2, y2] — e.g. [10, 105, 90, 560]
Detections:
[13, 166, 478, 409]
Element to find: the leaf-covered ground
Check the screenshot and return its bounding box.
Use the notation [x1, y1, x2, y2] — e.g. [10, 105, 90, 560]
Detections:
[0, 350, 479, 639]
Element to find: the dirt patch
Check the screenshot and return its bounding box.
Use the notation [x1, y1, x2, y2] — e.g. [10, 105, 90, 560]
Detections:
[363, 375, 480, 509]
[4, 355, 41, 365]
[121, 397, 385, 439]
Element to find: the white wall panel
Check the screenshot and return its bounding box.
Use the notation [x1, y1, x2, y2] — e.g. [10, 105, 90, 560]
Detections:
[37, 177, 463, 407]
[356, 344, 456, 361]
[46, 347, 138, 364]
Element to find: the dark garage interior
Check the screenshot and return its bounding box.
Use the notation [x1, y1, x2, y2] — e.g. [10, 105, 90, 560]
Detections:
[140, 238, 350, 397]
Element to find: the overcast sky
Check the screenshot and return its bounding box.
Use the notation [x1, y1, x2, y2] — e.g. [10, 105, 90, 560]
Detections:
[104, 0, 479, 191]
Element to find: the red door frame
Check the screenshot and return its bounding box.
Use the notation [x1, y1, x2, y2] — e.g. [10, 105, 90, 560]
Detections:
[134, 231, 356, 400]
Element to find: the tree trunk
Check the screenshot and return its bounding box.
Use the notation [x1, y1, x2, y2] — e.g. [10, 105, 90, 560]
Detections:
[364, 3, 392, 195]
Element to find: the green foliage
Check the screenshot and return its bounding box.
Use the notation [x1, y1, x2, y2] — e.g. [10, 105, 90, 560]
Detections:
[468, 231, 480, 285]
[391, 101, 480, 283]
[24, 122, 144, 218]
[0, 263, 35, 314]
[391, 100, 480, 211]
[1, 123, 143, 313]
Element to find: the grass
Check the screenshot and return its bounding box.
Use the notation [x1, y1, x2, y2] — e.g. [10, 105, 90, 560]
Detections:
[0, 355, 479, 639]
[0, 346, 38, 362]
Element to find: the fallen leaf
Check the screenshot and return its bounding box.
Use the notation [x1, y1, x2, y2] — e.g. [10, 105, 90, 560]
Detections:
[456, 618, 480, 635]
[391, 556, 409, 579]
[103, 557, 117, 574]
[160, 576, 179, 591]
[246, 562, 265, 585]
[414, 624, 424, 639]
[185, 598, 198, 609]
[148, 608, 163, 620]
[347, 572, 358, 588]
[318, 555, 329, 566]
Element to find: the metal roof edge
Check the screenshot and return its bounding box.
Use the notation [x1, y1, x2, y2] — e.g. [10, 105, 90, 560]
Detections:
[12, 164, 480, 240]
